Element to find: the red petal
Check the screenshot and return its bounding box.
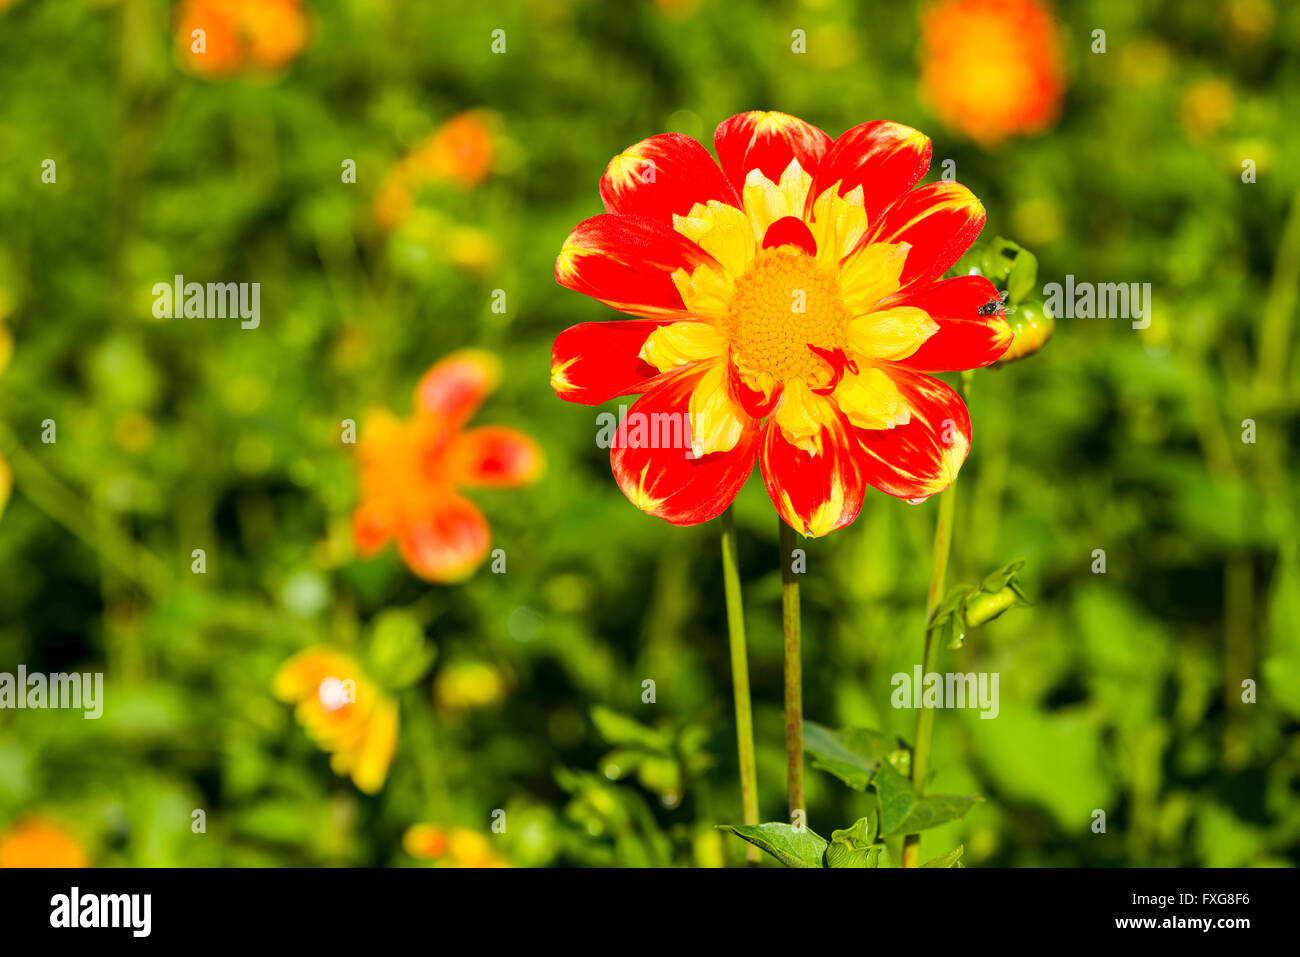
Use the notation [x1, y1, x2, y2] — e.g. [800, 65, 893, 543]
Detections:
[555, 214, 719, 319]
[395, 492, 491, 583]
[600, 133, 740, 223]
[449, 426, 544, 487]
[887, 275, 1014, 372]
[611, 368, 759, 525]
[807, 121, 932, 225]
[807, 345, 856, 395]
[551, 319, 679, 405]
[415, 350, 500, 430]
[714, 111, 832, 193]
[855, 370, 971, 501]
[760, 409, 868, 537]
[728, 362, 783, 418]
[863, 182, 985, 289]
[762, 215, 818, 256]
[353, 500, 393, 555]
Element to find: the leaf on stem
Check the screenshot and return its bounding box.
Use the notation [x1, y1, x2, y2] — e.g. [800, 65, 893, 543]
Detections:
[717, 823, 827, 868]
[873, 760, 982, 837]
[920, 844, 966, 868]
[804, 721, 900, 791]
[824, 814, 886, 868]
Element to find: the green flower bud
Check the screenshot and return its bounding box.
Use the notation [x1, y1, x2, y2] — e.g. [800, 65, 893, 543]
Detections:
[997, 299, 1054, 364]
[964, 586, 1020, 627]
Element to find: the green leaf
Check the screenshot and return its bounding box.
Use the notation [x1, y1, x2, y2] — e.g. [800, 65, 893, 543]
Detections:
[717, 823, 827, 868]
[873, 760, 982, 837]
[1005, 248, 1039, 304]
[921, 845, 966, 868]
[804, 721, 897, 791]
[824, 814, 884, 868]
[590, 706, 667, 750]
[367, 610, 436, 690]
[978, 237, 1038, 304]
[979, 559, 1026, 593]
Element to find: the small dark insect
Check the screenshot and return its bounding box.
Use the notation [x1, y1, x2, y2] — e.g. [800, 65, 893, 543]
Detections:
[977, 290, 1010, 316]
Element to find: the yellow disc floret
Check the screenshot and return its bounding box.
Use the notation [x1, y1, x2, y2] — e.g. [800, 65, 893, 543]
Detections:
[724, 246, 853, 383]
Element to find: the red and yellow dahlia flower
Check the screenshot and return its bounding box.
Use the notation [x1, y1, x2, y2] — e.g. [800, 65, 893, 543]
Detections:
[551, 111, 1011, 536]
[0, 817, 88, 868]
[353, 350, 543, 582]
[273, 647, 398, 795]
[920, 0, 1065, 147]
[176, 0, 308, 78]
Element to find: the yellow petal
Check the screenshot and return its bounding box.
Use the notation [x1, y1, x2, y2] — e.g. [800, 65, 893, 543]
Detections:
[833, 366, 912, 431]
[639, 320, 727, 373]
[673, 200, 755, 277]
[742, 160, 812, 238]
[670, 263, 734, 319]
[808, 183, 870, 266]
[688, 361, 749, 456]
[772, 377, 837, 455]
[846, 307, 938, 361]
[838, 242, 910, 315]
[351, 697, 399, 795]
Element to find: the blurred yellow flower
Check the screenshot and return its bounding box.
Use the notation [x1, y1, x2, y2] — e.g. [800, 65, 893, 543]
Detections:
[0, 454, 11, 522]
[273, 647, 398, 795]
[403, 823, 509, 868]
[1224, 0, 1275, 44]
[113, 411, 157, 454]
[434, 660, 508, 712]
[0, 818, 88, 868]
[1181, 78, 1234, 142]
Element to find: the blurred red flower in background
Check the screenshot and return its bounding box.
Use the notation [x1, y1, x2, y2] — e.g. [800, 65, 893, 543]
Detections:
[920, 0, 1065, 147]
[176, 0, 308, 78]
[353, 351, 543, 582]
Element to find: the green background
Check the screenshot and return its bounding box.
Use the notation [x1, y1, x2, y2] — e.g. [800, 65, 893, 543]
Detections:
[0, 0, 1297, 867]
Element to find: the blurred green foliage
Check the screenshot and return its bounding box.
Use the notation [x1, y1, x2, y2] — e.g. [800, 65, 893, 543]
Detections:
[0, 0, 1298, 867]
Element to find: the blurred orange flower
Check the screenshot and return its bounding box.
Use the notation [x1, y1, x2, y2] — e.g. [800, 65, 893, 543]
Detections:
[273, 647, 398, 795]
[374, 112, 497, 230]
[353, 351, 543, 582]
[403, 823, 509, 868]
[0, 818, 88, 868]
[920, 0, 1065, 147]
[176, 0, 308, 77]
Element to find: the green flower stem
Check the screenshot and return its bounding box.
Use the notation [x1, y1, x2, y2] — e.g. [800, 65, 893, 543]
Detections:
[720, 509, 760, 865]
[778, 517, 804, 822]
[902, 371, 968, 868]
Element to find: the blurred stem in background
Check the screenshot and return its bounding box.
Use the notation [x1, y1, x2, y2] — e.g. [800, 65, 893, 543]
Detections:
[0, 420, 166, 598]
[1253, 183, 1300, 405]
[719, 509, 759, 864]
[778, 518, 804, 822]
[902, 371, 970, 868]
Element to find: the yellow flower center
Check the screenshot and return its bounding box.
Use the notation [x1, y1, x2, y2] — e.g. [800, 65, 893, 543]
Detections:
[724, 246, 851, 383]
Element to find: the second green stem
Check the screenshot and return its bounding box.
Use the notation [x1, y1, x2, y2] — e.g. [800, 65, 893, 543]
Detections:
[720, 509, 760, 864]
[902, 372, 967, 868]
[779, 518, 804, 821]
